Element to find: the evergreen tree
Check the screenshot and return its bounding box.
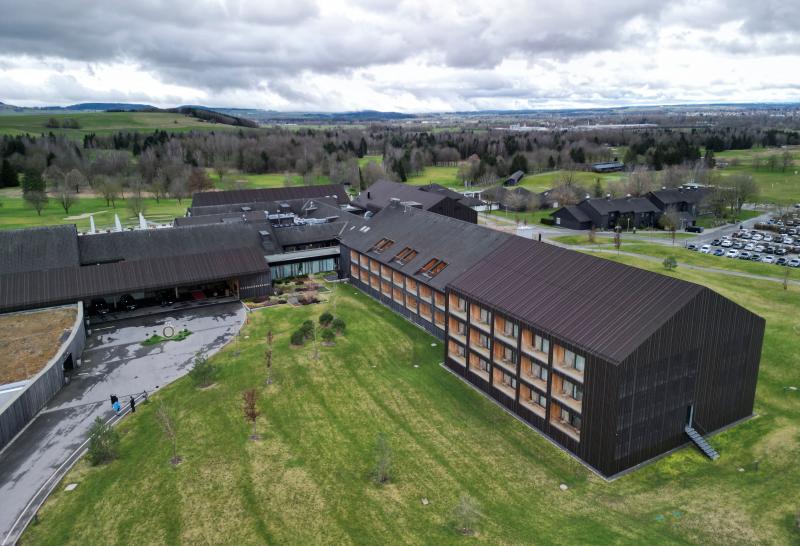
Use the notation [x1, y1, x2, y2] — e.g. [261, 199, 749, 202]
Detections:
[0, 159, 17, 188]
[509, 153, 528, 174]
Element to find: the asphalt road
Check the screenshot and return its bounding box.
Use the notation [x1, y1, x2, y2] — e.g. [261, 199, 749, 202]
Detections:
[0, 302, 246, 545]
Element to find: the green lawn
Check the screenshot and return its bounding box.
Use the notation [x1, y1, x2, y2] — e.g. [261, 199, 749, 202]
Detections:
[406, 165, 462, 188]
[0, 195, 187, 231]
[23, 271, 800, 545]
[358, 155, 383, 167]
[209, 171, 332, 189]
[0, 111, 237, 137]
[694, 209, 761, 229]
[485, 208, 554, 225]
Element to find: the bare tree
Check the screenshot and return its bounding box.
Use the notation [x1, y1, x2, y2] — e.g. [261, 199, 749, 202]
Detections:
[94, 175, 122, 207]
[214, 161, 228, 187]
[626, 166, 655, 196]
[265, 330, 273, 385]
[156, 401, 180, 465]
[659, 207, 682, 244]
[451, 494, 482, 536]
[728, 174, 759, 213]
[242, 389, 261, 440]
[127, 194, 147, 217]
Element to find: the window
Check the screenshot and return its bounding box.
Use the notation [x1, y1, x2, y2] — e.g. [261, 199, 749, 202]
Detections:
[503, 345, 516, 363]
[565, 349, 575, 367]
[562, 379, 583, 401]
[534, 363, 548, 382]
[503, 320, 518, 338]
[479, 307, 490, 323]
[417, 258, 448, 278]
[559, 408, 581, 429]
[370, 238, 395, 253]
[452, 342, 465, 357]
[456, 321, 466, 335]
[392, 246, 418, 265]
[575, 355, 586, 372]
[476, 357, 490, 373]
[452, 296, 466, 312]
[530, 391, 546, 407]
[534, 334, 549, 354]
[501, 372, 517, 389]
[478, 333, 490, 349]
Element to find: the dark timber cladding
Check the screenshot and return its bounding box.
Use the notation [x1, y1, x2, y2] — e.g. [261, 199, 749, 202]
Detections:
[190, 184, 349, 208]
[352, 180, 477, 223]
[447, 236, 764, 476]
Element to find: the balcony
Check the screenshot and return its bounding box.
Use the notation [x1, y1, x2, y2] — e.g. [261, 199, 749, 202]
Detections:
[551, 373, 583, 414]
[549, 406, 581, 442]
[468, 354, 490, 382]
[448, 341, 466, 367]
[495, 381, 516, 399]
[434, 291, 446, 310]
[552, 360, 584, 383]
[471, 343, 490, 360]
[392, 272, 404, 287]
[492, 345, 517, 374]
[449, 318, 467, 344]
[419, 285, 433, 303]
[519, 385, 546, 418]
[380, 266, 392, 281]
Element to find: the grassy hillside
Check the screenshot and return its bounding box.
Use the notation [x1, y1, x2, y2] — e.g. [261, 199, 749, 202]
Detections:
[0, 111, 237, 136]
[23, 269, 800, 544]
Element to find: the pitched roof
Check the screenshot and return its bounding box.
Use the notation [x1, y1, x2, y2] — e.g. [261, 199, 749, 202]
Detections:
[417, 183, 483, 207]
[352, 180, 446, 212]
[190, 184, 349, 208]
[555, 205, 591, 223]
[648, 188, 711, 206]
[77, 223, 269, 264]
[0, 225, 80, 275]
[449, 236, 705, 363]
[340, 204, 512, 290]
[580, 196, 660, 215]
[186, 196, 341, 217]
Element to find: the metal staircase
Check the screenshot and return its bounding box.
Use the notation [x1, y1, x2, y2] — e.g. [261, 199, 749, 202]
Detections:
[685, 425, 719, 460]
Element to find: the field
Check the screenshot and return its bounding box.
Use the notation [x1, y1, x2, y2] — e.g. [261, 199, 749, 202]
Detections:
[714, 146, 800, 204]
[0, 111, 236, 137]
[209, 171, 332, 190]
[23, 268, 800, 544]
[0, 192, 187, 231]
[484, 208, 554, 225]
[0, 306, 76, 383]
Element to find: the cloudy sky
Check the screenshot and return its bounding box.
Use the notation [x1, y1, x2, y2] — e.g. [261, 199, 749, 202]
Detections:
[1, 0, 799, 112]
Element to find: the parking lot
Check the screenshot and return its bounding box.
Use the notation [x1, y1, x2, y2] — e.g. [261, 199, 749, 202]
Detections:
[686, 215, 800, 268]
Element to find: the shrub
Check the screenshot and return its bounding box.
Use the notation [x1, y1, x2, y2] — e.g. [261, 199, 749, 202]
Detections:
[188, 353, 217, 387]
[300, 320, 315, 338]
[662, 256, 678, 271]
[451, 494, 482, 536]
[540, 217, 555, 226]
[87, 417, 120, 465]
[290, 330, 305, 346]
[321, 328, 335, 343]
[319, 311, 334, 326]
[331, 318, 346, 334]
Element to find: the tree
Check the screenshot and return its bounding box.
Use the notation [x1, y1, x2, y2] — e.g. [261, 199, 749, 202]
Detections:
[87, 417, 120, 465]
[613, 230, 622, 253]
[451, 494, 482, 536]
[593, 178, 603, 198]
[290, 330, 305, 346]
[703, 148, 716, 169]
[370, 432, 393, 485]
[659, 207, 682, 244]
[626, 166, 655, 196]
[94, 175, 122, 207]
[729, 174, 759, 213]
[782, 150, 792, 172]
[0, 159, 18, 188]
[662, 256, 678, 271]
[331, 318, 346, 334]
[127, 194, 147, 217]
[169, 174, 189, 204]
[188, 352, 217, 388]
[156, 401, 180, 465]
[214, 161, 228, 187]
[319, 312, 333, 326]
[187, 167, 212, 193]
[509, 153, 528, 174]
[21, 170, 48, 216]
[265, 330, 273, 385]
[65, 168, 86, 193]
[362, 160, 388, 188]
[242, 389, 261, 440]
[321, 328, 335, 343]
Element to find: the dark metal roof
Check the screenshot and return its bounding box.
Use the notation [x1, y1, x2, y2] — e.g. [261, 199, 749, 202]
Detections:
[648, 188, 711, 207]
[77, 223, 269, 264]
[0, 248, 268, 313]
[186, 196, 341, 217]
[417, 183, 483, 207]
[273, 223, 344, 247]
[449, 236, 705, 363]
[352, 180, 446, 212]
[0, 225, 79, 275]
[340, 204, 511, 290]
[580, 196, 660, 215]
[190, 184, 349, 208]
[554, 205, 592, 223]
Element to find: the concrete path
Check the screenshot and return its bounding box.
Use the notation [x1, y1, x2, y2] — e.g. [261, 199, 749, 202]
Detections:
[0, 302, 246, 545]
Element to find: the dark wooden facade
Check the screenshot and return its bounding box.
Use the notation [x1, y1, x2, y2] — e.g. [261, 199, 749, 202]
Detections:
[427, 198, 478, 224]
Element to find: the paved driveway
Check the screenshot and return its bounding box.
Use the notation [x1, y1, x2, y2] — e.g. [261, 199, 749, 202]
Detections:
[0, 302, 246, 545]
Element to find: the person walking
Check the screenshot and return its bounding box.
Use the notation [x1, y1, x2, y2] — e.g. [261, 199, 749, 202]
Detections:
[129, 396, 136, 413]
[112, 399, 121, 414]
[110, 394, 118, 410]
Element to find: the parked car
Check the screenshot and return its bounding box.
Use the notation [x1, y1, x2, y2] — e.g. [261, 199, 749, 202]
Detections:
[732, 242, 745, 249]
[776, 257, 788, 266]
[700, 244, 711, 253]
[750, 253, 762, 261]
[687, 243, 699, 251]
[726, 249, 739, 258]
[738, 251, 751, 260]
[744, 243, 755, 251]
[721, 240, 733, 248]
[763, 234, 774, 242]
[775, 247, 788, 256]
[118, 294, 137, 311]
[89, 298, 109, 315]
[762, 255, 775, 264]
[713, 249, 725, 256]
[755, 244, 766, 253]
[788, 258, 800, 267]
[752, 233, 764, 241]
[685, 225, 704, 233]
[711, 239, 721, 246]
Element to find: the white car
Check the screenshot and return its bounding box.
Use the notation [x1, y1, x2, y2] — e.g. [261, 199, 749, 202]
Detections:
[700, 244, 711, 253]
[726, 249, 739, 258]
[782, 237, 793, 245]
[744, 243, 755, 251]
[755, 244, 766, 253]
[762, 255, 775, 264]
[721, 240, 733, 248]
[752, 233, 764, 241]
[788, 258, 800, 268]
[763, 234, 773, 242]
